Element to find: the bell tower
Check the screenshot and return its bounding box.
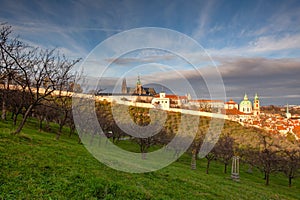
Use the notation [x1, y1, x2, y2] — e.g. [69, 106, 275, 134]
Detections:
[253, 93, 260, 116]
[136, 75, 142, 95]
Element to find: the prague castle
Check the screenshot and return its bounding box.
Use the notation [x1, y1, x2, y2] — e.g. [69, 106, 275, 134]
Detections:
[121, 76, 156, 96]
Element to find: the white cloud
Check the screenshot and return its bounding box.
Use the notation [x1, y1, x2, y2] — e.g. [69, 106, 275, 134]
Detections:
[207, 33, 300, 57]
[249, 34, 300, 52]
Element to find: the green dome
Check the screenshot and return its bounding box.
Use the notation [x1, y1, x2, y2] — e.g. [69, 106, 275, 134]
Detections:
[240, 93, 252, 106]
[240, 100, 252, 106]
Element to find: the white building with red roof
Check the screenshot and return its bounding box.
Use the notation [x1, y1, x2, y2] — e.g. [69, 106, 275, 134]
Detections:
[224, 99, 238, 109]
[151, 91, 170, 110]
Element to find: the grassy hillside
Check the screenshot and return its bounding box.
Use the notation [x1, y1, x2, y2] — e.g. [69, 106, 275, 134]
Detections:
[0, 118, 299, 200]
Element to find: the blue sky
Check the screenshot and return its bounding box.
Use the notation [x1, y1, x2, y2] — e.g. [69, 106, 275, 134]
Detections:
[1, 0, 300, 105]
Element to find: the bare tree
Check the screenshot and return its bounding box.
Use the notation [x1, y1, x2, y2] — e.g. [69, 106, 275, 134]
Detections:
[1, 23, 81, 134]
[256, 134, 282, 186]
[34, 102, 57, 132]
[7, 89, 31, 125]
[215, 133, 234, 173]
[204, 149, 216, 174]
[189, 117, 210, 170]
[52, 83, 74, 140]
[281, 147, 300, 187]
[0, 23, 24, 120]
[278, 137, 300, 187]
[3, 48, 79, 134]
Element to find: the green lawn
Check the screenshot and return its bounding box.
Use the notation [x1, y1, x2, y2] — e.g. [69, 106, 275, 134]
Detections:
[0, 118, 299, 200]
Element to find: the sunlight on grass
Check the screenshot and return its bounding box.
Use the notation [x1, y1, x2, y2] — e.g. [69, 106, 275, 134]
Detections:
[0, 118, 299, 199]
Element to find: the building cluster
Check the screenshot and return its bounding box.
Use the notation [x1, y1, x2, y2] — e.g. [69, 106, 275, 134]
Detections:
[98, 76, 300, 140]
[223, 94, 260, 122]
[244, 105, 300, 140]
[223, 95, 300, 139]
[118, 76, 261, 117]
[117, 76, 225, 110]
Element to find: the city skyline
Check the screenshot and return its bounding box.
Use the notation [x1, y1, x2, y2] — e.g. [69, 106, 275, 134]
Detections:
[1, 0, 300, 105]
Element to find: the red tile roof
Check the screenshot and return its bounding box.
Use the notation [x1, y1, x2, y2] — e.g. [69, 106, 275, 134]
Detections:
[293, 126, 300, 137]
[189, 99, 223, 103]
[276, 125, 286, 131]
[225, 99, 237, 105]
[222, 108, 245, 115]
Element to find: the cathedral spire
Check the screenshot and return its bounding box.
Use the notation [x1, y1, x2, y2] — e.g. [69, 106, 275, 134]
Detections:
[121, 78, 127, 94]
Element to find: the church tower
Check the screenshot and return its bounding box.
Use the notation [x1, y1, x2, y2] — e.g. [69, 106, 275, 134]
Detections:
[286, 103, 292, 119]
[253, 93, 260, 116]
[121, 78, 127, 94]
[136, 75, 142, 95]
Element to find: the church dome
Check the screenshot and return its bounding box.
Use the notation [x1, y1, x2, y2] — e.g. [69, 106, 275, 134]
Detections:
[239, 94, 252, 107]
[239, 93, 254, 114]
[240, 100, 252, 106]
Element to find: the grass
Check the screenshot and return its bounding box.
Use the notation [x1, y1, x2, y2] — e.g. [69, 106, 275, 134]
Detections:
[0, 118, 300, 199]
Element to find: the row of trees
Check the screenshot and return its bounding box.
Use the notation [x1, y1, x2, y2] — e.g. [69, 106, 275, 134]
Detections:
[93, 101, 300, 187]
[0, 23, 80, 135]
[241, 132, 300, 186]
[192, 123, 300, 187]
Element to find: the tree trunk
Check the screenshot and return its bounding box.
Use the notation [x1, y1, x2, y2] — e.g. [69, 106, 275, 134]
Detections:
[12, 104, 34, 135]
[38, 117, 43, 131]
[289, 176, 292, 187]
[224, 163, 227, 174]
[45, 119, 51, 132]
[56, 124, 64, 140]
[191, 153, 196, 170]
[1, 100, 7, 120]
[69, 124, 75, 137]
[57, 111, 67, 140]
[13, 107, 22, 126]
[56, 132, 61, 140]
[206, 161, 210, 174]
[13, 113, 18, 126]
[265, 173, 270, 186]
[140, 142, 147, 160]
[58, 123, 63, 133]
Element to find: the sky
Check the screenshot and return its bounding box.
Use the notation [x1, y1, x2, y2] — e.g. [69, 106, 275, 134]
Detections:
[0, 0, 300, 105]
